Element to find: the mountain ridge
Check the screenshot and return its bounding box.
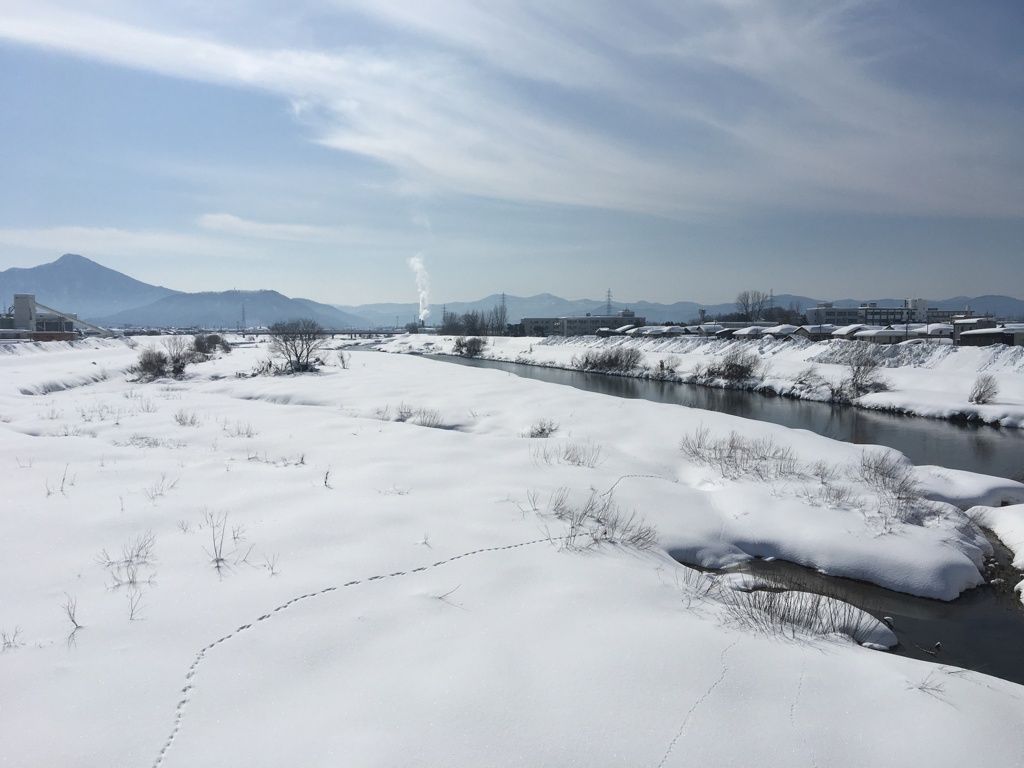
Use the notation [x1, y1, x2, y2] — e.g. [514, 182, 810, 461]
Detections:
[4, 254, 1022, 327]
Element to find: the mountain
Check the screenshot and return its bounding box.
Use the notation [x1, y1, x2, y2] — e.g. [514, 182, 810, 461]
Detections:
[95, 290, 368, 329]
[6, 254, 1022, 327]
[341, 293, 822, 325]
[0, 253, 180, 319]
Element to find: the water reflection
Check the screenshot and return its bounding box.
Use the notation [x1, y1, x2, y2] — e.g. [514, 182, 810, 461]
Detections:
[722, 556, 1024, 686]
[434, 356, 1024, 480]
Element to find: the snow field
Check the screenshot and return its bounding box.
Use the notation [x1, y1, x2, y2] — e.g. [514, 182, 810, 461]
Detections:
[2, 337, 1024, 767]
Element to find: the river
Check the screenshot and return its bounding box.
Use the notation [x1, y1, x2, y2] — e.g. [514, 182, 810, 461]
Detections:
[428, 353, 1024, 684]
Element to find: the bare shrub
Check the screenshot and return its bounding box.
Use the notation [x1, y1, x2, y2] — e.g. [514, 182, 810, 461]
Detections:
[224, 420, 257, 438]
[201, 509, 254, 575]
[856, 451, 926, 528]
[62, 594, 83, 645]
[97, 531, 156, 590]
[809, 459, 838, 483]
[653, 356, 680, 380]
[591, 504, 659, 550]
[680, 427, 798, 480]
[136, 347, 168, 380]
[561, 442, 604, 468]
[193, 334, 230, 356]
[720, 579, 884, 645]
[833, 342, 888, 400]
[968, 374, 998, 405]
[804, 482, 856, 508]
[548, 490, 657, 551]
[527, 418, 558, 438]
[454, 336, 486, 358]
[1, 626, 24, 652]
[174, 409, 201, 427]
[694, 346, 760, 383]
[163, 336, 199, 377]
[142, 473, 178, 503]
[412, 408, 444, 428]
[571, 347, 643, 372]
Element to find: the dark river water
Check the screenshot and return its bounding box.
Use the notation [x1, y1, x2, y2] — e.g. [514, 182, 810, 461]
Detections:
[429, 354, 1024, 684]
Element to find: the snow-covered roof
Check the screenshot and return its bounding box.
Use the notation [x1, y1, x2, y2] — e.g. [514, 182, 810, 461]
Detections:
[798, 324, 838, 334]
[761, 324, 799, 336]
[732, 326, 763, 337]
[960, 324, 1024, 336]
[853, 327, 912, 339]
[832, 324, 880, 336]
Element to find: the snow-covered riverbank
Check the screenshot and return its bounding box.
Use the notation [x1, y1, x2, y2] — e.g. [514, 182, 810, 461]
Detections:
[3, 336, 1024, 766]
[377, 333, 1024, 428]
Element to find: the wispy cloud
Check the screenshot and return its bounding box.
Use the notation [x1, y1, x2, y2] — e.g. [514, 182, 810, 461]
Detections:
[197, 213, 367, 244]
[0, 224, 245, 258]
[2, 1, 1021, 218]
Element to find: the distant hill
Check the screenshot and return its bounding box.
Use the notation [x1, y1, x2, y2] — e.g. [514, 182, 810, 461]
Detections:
[95, 290, 368, 329]
[0, 253, 180, 319]
[342, 293, 824, 325]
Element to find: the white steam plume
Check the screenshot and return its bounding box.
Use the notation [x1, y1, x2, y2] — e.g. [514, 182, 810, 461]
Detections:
[408, 254, 430, 322]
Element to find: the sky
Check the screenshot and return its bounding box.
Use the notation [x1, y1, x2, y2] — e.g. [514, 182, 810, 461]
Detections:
[0, 1, 1022, 306]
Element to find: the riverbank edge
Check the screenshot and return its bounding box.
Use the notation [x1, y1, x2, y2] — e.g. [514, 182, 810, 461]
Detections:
[382, 345, 1024, 432]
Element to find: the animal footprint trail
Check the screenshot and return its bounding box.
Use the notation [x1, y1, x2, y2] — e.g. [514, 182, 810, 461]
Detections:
[656, 637, 741, 768]
[151, 535, 557, 767]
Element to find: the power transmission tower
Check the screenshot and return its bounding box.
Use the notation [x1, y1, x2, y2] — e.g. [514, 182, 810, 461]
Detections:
[605, 290, 613, 315]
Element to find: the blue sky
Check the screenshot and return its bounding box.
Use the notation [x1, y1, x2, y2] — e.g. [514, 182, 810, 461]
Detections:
[1, 1, 1021, 305]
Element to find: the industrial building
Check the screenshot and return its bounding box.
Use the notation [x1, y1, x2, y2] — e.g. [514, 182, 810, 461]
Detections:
[1, 294, 112, 341]
[805, 299, 975, 327]
[521, 309, 645, 336]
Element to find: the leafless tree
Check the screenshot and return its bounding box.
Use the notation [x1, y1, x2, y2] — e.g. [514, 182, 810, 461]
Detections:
[735, 290, 771, 322]
[845, 343, 886, 397]
[968, 374, 998, 404]
[269, 319, 328, 372]
[461, 310, 486, 336]
[488, 299, 508, 336]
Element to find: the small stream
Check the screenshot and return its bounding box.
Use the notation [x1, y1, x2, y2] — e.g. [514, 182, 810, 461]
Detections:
[426, 353, 1024, 685]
